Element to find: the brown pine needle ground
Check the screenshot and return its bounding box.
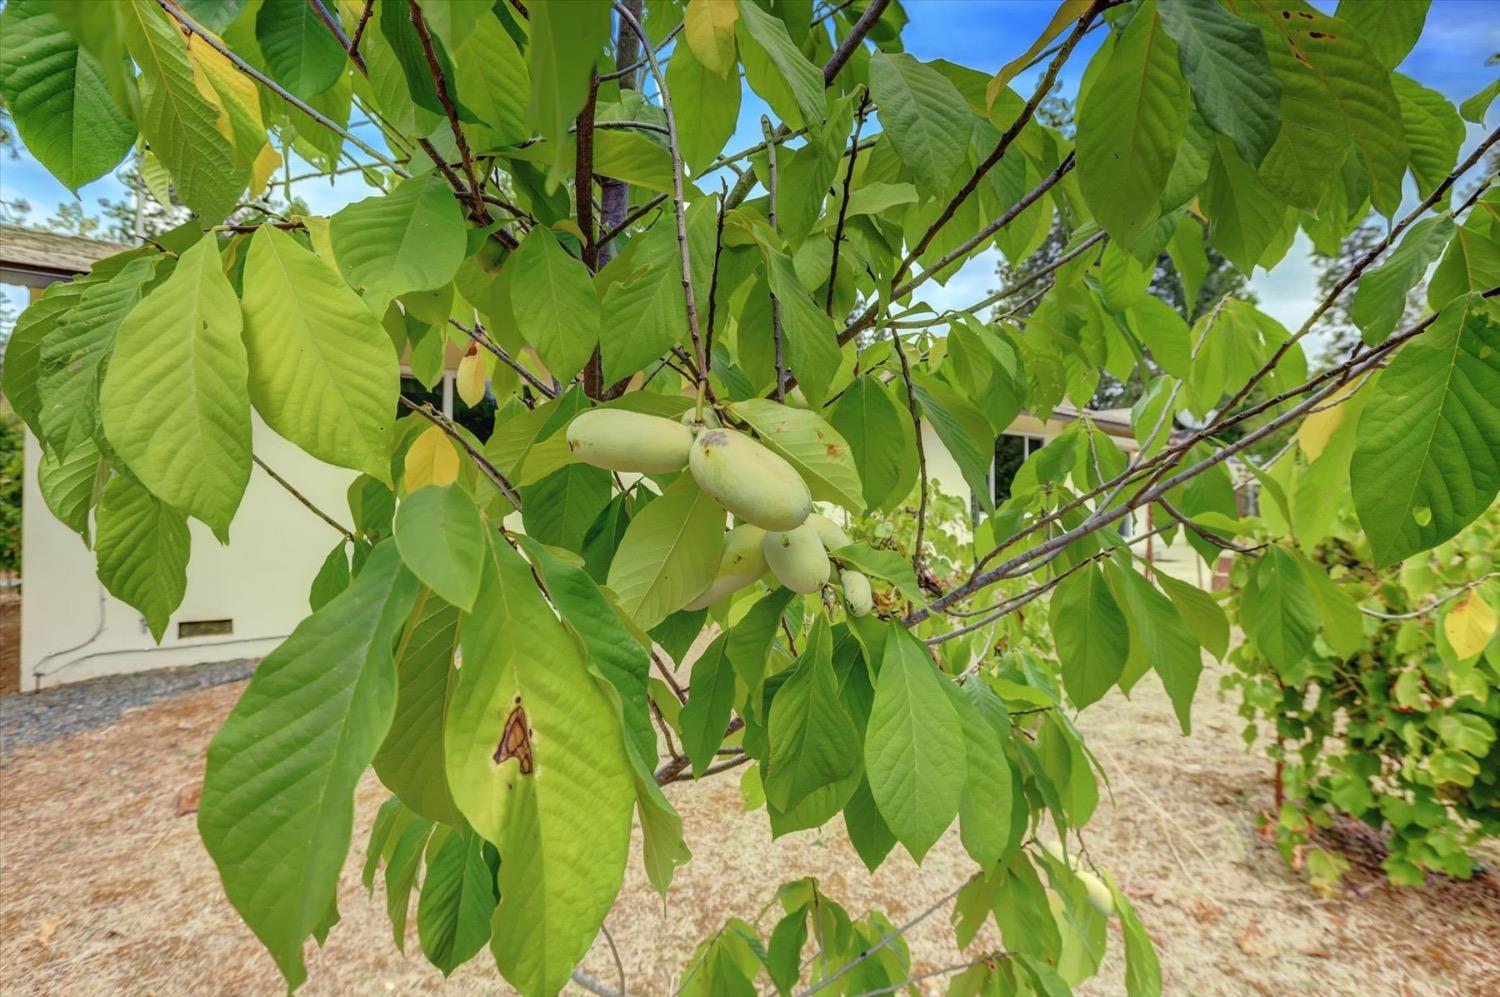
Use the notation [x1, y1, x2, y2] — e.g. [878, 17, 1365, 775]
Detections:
[2, 664, 1497, 996]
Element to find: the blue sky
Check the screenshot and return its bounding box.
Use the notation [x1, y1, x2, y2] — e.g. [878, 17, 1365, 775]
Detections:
[3, 0, 1498, 335]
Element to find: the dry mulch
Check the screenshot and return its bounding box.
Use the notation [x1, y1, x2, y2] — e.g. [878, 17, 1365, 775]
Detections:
[1, 662, 1498, 996]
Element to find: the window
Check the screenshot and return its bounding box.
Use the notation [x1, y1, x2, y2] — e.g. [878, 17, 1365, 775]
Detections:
[398, 374, 498, 441]
[992, 434, 1045, 505]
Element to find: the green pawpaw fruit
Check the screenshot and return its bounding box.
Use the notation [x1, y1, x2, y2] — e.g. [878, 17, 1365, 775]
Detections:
[565, 409, 694, 473]
[688, 428, 811, 531]
[840, 569, 873, 617]
[685, 524, 768, 610]
[1077, 871, 1115, 917]
[806, 512, 852, 552]
[762, 524, 829, 593]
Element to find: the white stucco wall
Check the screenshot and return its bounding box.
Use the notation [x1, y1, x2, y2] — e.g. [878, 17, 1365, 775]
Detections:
[21, 417, 356, 690]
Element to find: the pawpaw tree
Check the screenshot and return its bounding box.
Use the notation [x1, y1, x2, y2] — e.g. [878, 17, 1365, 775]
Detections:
[2, 0, 1497, 993]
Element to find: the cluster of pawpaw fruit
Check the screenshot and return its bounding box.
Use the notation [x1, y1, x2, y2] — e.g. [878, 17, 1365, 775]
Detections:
[565, 407, 873, 616]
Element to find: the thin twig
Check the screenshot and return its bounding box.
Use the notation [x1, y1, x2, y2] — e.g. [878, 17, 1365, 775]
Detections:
[826, 92, 869, 314]
[894, 3, 1099, 286]
[601, 923, 628, 997]
[890, 330, 928, 585]
[797, 880, 969, 996]
[309, 0, 361, 72]
[252, 455, 354, 541]
[448, 318, 556, 398]
[400, 397, 524, 509]
[347, 0, 375, 68]
[1361, 572, 1499, 620]
[614, 3, 710, 395]
[408, 0, 490, 223]
[762, 115, 787, 400]
[577, 72, 601, 269]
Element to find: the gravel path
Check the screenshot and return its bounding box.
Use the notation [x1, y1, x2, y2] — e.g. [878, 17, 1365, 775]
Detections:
[0, 659, 255, 756]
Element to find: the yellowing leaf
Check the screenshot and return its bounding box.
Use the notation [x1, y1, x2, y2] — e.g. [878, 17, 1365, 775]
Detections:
[456, 345, 489, 407]
[250, 142, 281, 199]
[1445, 590, 1497, 659]
[1297, 384, 1354, 460]
[406, 425, 460, 492]
[684, 0, 738, 79]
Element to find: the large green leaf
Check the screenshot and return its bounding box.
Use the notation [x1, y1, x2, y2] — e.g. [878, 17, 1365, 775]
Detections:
[1242, 0, 1408, 217]
[1239, 545, 1318, 673]
[910, 373, 995, 512]
[732, 399, 864, 512]
[254, 0, 346, 99]
[521, 463, 612, 553]
[1107, 561, 1201, 734]
[507, 226, 600, 383]
[100, 234, 251, 533]
[330, 174, 468, 303]
[240, 225, 399, 482]
[198, 542, 419, 988]
[1351, 294, 1500, 566]
[2, 278, 86, 437]
[1350, 215, 1453, 345]
[519, 537, 657, 771]
[393, 485, 485, 612]
[1393, 74, 1463, 202]
[444, 533, 634, 997]
[765, 621, 862, 816]
[417, 825, 497, 976]
[38, 438, 106, 545]
[1200, 137, 1289, 273]
[763, 248, 843, 406]
[36, 257, 157, 458]
[1335, 0, 1428, 70]
[669, 39, 742, 176]
[1049, 564, 1129, 710]
[867, 50, 972, 195]
[940, 680, 1013, 869]
[828, 377, 918, 512]
[425, 0, 529, 146]
[735, 0, 825, 129]
[526, 0, 611, 158]
[0, 0, 134, 190]
[865, 627, 965, 862]
[599, 260, 688, 384]
[1075, 0, 1188, 248]
[679, 633, 736, 778]
[1157, 0, 1280, 167]
[1428, 222, 1500, 311]
[372, 588, 462, 824]
[122, 0, 245, 220]
[606, 475, 726, 630]
[95, 472, 191, 641]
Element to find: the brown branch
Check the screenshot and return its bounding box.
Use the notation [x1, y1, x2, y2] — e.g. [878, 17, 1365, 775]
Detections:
[576, 71, 601, 269]
[894, 5, 1098, 286]
[400, 397, 523, 510]
[826, 92, 869, 314]
[704, 181, 729, 373]
[408, 0, 490, 224]
[762, 115, 787, 400]
[253, 455, 354, 541]
[448, 318, 556, 399]
[904, 291, 1500, 625]
[824, 0, 891, 85]
[890, 330, 929, 585]
[309, 0, 362, 73]
[347, 0, 374, 69]
[614, 3, 710, 393]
